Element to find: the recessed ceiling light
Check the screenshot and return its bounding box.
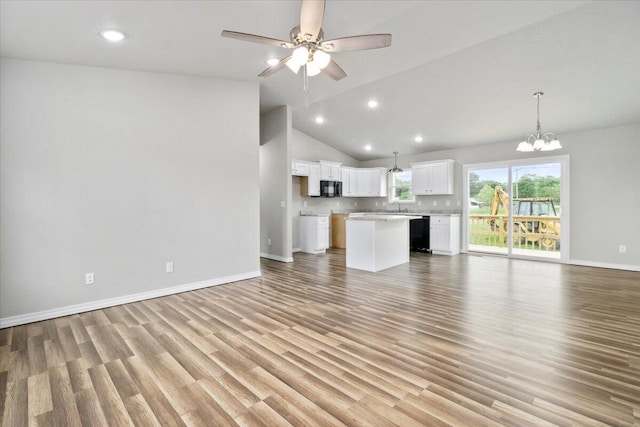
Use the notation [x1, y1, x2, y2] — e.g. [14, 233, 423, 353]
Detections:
[267, 58, 280, 67]
[414, 135, 424, 143]
[315, 116, 324, 124]
[100, 29, 126, 42]
[364, 145, 372, 151]
[367, 100, 378, 108]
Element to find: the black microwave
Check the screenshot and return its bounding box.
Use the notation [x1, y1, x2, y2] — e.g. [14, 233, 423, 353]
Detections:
[320, 180, 342, 197]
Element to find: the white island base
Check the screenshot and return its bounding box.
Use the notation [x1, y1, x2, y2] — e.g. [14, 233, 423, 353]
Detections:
[346, 215, 421, 272]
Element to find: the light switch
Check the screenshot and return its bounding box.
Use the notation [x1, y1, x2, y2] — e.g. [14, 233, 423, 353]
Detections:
[280, 201, 285, 208]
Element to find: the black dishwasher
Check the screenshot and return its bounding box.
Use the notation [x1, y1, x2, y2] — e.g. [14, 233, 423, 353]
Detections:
[410, 216, 430, 253]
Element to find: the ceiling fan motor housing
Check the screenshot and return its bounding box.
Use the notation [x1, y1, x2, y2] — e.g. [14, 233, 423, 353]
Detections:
[290, 26, 324, 45]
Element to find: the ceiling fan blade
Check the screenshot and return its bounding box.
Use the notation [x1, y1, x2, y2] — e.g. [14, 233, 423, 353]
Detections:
[300, 0, 325, 42]
[320, 34, 392, 52]
[322, 60, 347, 81]
[221, 30, 294, 49]
[258, 56, 292, 77]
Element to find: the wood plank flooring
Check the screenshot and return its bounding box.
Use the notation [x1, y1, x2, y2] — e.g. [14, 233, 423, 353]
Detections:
[1, 250, 639, 426]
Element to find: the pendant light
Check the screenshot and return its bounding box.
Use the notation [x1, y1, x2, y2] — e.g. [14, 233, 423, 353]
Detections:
[516, 92, 562, 152]
[388, 151, 403, 173]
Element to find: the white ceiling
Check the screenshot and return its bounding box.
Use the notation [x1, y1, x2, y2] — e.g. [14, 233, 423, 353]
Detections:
[2, 1, 639, 160]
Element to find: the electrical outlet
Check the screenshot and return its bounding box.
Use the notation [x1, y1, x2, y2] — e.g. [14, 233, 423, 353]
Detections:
[457, 200, 461, 206]
[354, 202, 357, 206]
[85, 273, 94, 285]
[433, 201, 437, 206]
[375, 202, 378, 206]
[417, 201, 422, 206]
[280, 201, 285, 208]
[166, 262, 174, 273]
[619, 245, 627, 253]
[446, 200, 451, 206]
[268, 238, 272, 246]
[382, 202, 387, 206]
[303, 201, 307, 207]
[337, 201, 340, 206]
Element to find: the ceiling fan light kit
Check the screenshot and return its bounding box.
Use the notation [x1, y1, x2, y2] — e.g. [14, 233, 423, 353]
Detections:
[221, 0, 391, 91]
[517, 91, 562, 152]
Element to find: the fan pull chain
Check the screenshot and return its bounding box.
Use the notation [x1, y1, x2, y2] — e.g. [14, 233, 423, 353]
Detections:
[303, 64, 309, 93]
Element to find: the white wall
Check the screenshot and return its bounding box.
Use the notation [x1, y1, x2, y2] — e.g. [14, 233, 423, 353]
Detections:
[291, 129, 360, 167]
[359, 124, 640, 269]
[0, 59, 261, 323]
[260, 107, 292, 261]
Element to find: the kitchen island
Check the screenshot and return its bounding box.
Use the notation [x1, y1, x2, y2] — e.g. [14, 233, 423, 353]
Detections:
[346, 214, 421, 272]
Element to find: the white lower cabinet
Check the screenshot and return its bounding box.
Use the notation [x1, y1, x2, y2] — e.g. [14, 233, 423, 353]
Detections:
[300, 216, 329, 254]
[430, 215, 461, 255]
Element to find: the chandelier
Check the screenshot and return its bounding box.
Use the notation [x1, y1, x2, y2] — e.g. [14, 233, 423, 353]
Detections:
[516, 92, 562, 152]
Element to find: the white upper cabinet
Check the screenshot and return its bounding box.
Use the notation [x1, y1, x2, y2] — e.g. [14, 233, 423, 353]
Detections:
[295, 160, 387, 198]
[369, 168, 388, 197]
[300, 162, 320, 196]
[320, 161, 342, 181]
[341, 167, 358, 197]
[291, 160, 310, 176]
[356, 169, 371, 196]
[308, 163, 321, 196]
[411, 160, 454, 195]
[354, 168, 387, 197]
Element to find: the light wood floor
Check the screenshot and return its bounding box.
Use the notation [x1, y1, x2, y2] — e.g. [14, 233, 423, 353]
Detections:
[1, 250, 639, 426]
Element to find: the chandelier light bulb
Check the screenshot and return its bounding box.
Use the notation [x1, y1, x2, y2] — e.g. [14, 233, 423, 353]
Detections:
[549, 139, 562, 150]
[516, 141, 534, 152]
[533, 138, 545, 150]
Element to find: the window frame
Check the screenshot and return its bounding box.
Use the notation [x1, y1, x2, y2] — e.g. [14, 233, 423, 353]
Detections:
[388, 170, 416, 204]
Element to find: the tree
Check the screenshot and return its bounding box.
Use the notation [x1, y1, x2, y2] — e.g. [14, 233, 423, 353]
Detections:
[475, 184, 496, 205]
[469, 172, 482, 196]
[515, 174, 560, 201]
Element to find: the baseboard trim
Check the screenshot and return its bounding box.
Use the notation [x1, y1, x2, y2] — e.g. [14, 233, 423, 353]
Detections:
[292, 247, 301, 253]
[260, 253, 294, 263]
[0, 270, 262, 329]
[569, 259, 640, 272]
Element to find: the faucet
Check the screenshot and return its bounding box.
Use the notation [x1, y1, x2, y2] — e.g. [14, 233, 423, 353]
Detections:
[395, 202, 401, 212]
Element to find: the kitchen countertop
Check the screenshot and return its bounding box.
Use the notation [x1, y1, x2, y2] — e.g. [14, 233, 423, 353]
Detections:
[347, 214, 422, 221]
[345, 211, 461, 217]
[299, 211, 330, 217]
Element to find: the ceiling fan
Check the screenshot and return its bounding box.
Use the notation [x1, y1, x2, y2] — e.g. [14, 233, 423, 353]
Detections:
[221, 0, 391, 90]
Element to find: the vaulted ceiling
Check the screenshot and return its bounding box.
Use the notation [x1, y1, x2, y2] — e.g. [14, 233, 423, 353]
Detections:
[2, 1, 639, 160]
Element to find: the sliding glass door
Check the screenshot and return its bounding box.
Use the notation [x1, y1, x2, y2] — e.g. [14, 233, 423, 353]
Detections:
[468, 167, 509, 255]
[464, 156, 568, 262]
